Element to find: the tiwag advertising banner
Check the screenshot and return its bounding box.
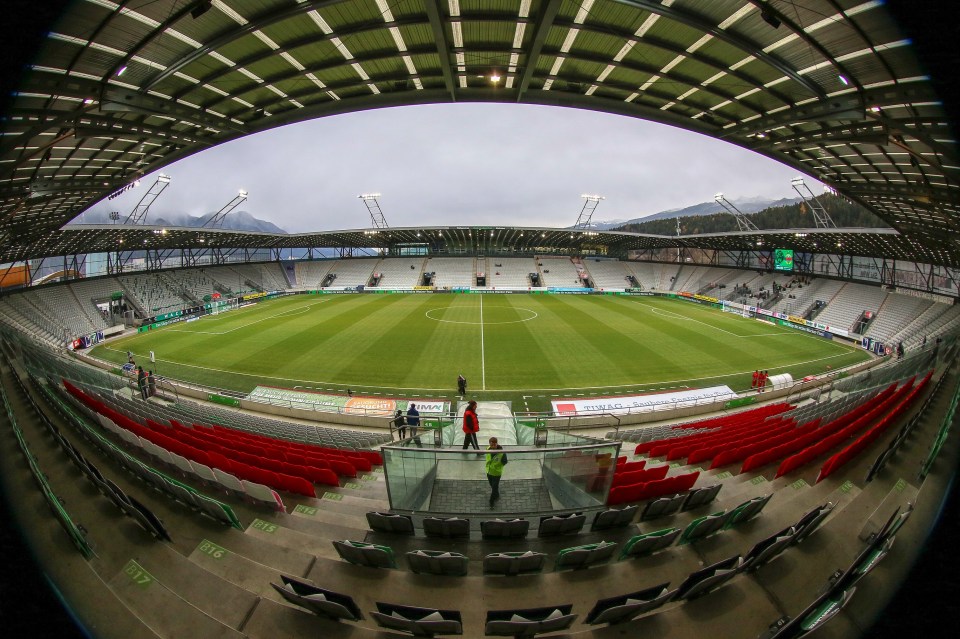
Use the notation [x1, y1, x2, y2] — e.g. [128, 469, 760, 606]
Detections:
[552, 386, 737, 415]
[246, 386, 450, 415]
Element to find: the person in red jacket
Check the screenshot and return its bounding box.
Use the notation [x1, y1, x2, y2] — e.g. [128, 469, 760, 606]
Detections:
[751, 369, 759, 389]
[462, 400, 480, 450]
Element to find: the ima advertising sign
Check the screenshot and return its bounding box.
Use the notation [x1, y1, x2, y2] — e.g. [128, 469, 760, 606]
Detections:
[247, 386, 449, 416]
[552, 386, 737, 415]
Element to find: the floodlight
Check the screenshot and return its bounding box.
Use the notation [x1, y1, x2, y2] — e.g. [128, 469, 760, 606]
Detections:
[158, 174, 171, 183]
[761, 9, 781, 29]
[791, 177, 804, 187]
[358, 193, 381, 199]
[714, 192, 724, 201]
[117, 66, 128, 76]
[239, 189, 248, 198]
[838, 75, 849, 85]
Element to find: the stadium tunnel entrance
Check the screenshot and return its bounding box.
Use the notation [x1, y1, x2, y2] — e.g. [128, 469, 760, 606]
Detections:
[382, 402, 620, 516]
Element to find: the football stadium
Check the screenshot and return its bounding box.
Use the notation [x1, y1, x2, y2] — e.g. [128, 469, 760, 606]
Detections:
[1, 2, 959, 639]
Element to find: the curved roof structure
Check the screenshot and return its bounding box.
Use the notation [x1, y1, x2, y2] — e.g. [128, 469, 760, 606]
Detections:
[1, 0, 958, 265]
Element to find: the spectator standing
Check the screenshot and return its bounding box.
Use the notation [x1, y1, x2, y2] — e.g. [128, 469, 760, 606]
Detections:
[457, 374, 467, 396]
[393, 409, 406, 439]
[406, 403, 420, 440]
[136, 366, 147, 400]
[462, 400, 480, 450]
[751, 370, 759, 390]
[147, 370, 157, 398]
[485, 437, 507, 507]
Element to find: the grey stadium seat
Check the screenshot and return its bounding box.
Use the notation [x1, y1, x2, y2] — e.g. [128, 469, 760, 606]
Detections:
[270, 575, 363, 621]
[537, 512, 585, 537]
[554, 541, 618, 571]
[423, 516, 470, 538]
[681, 483, 722, 512]
[584, 583, 674, 625]
[481, 518, 529, 539]
[590, 505, 639, 531]
[406, 550, 469, 576]
[674, 555, 743, 600]
[483, 551, 548, 576]
[370, 602, 462, 637]
[640, 493, 686, 521]
[366, 511, 415, 535]
[485, 605, 577, 637]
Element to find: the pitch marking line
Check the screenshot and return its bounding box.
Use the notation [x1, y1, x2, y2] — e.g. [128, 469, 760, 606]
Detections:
[424, 307, 538, 325]
[99, 345, 858, 395]
[648, 305, 821, 341]
[167, 299, 331, 335]
[480, 294, 486, 391]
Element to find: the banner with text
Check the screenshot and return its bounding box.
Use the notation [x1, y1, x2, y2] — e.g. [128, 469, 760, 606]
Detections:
[246, 386, 449, 416]
[552, 385, 737, 416]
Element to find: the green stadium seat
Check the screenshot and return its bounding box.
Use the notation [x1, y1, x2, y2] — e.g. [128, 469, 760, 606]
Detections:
[620, 527, 681, 559]
[725, 494, 773, 528]
[554, 541, 617, 571]
[332, 540, 396, 569]
[679, 511, 728, 545]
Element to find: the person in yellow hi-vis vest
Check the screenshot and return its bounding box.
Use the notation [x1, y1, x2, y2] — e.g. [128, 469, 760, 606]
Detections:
[486, 437, 508, 507]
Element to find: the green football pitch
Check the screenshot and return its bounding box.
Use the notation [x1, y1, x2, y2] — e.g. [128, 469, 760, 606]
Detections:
[92, 293, 871, 412]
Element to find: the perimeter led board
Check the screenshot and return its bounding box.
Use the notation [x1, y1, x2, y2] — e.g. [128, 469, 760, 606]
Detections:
[774, 249, 794, 271]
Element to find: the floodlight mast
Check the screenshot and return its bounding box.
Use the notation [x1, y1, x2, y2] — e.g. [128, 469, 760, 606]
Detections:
[203, 190, 248, 228]
[124, 174, 171, 225]
[791, 177, 837, 228]
[714, 193, 760, 232]
[358, 193, 389, 228]
[574, 194, 605, 230]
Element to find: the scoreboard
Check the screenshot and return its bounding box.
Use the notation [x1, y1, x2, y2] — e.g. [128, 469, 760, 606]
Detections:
[774, 249, 794, 272]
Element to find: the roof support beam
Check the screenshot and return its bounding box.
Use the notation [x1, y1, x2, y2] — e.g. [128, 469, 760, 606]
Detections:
[723, 82, 942, 138]
[424, 0, 457, 101]
[516, 0, 562, 102]
[744, 0, 858, 89]
[611, 0, 825, 99]
[146, 0, 348, 91]
[103, 1, 201, 80]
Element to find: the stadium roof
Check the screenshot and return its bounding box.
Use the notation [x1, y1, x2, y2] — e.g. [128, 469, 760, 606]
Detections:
[1, 1, 958, 265]
[9, 223, 941, 268]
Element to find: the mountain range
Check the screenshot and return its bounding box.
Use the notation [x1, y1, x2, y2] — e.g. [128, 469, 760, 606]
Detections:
[70, 209, 287, 234]
[579, 195, 804, 230]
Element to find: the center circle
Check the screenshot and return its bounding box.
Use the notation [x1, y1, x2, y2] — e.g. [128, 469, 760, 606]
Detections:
[424, 307, 539, 325]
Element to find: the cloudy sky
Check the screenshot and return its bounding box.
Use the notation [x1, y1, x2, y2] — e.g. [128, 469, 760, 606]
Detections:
[82, 102, 812, 232]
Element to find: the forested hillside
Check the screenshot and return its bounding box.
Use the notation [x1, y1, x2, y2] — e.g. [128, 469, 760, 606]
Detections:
[615, 195, 887, 235]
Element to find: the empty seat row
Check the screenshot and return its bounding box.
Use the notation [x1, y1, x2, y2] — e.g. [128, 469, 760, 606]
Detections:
[366, 508, 639, 538]
[281, 502, 840, 632]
